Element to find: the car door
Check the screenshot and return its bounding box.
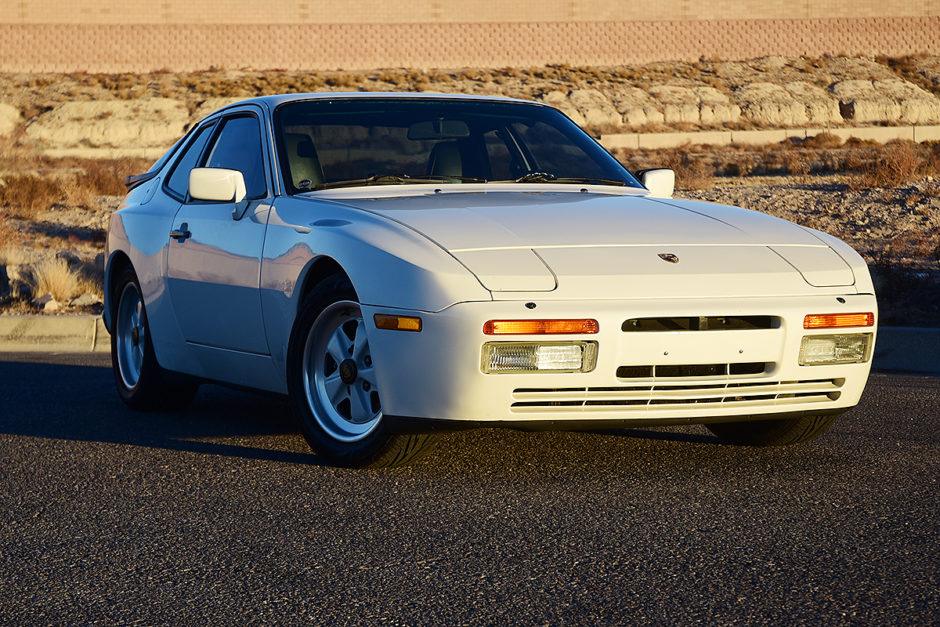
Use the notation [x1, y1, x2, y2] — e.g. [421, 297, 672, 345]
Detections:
[165, 109, 273, 355]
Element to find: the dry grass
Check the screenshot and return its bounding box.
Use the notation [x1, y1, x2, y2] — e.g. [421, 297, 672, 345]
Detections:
[0, 175, 64, 219]
[29, 257, 80, 302]
[661, 147, 714, 190]
[0, 222, 26, 251]
[0, 244, 27, 265]
[0, 157, 147, 215]
[853, 141, 924, 189]
[801, 132, 843, 150]
[615, 136, 938, 190]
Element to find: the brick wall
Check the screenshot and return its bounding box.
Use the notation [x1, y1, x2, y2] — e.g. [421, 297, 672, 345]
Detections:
[2, 0, 938, 23]
[1, 2, 938, 72]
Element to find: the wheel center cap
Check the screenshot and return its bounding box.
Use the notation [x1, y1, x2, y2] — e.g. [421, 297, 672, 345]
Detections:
[131, 327, 140, 346]
[339, 359, 358, 384]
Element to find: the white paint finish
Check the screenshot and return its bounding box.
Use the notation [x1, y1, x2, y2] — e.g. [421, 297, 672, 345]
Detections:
[651, 197, 823, 245]
[619, 328, 785, 366]
[189, 167, 247, 202]
[533, 245, 822, 299]
[639, 168, 675, 198]
[344, 191, 821, 252]
[166, 200, 270, 355]
[451, 249, 556, 291]
[771, 245, 855, 287]
[801, 228, 876, 294]
[363, 293, 877, 421]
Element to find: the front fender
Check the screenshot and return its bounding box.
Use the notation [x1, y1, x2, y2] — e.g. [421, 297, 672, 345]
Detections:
[260, 196, 492, 366]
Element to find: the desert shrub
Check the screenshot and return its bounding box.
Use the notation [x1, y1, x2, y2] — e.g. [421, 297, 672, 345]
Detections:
[802, 132, 842, 149]
[854, 141, 923, 188]
[924, 141, 940, 176]
[783, 151, 810, 177]
[80, 158, 145, 195]
[29, 257, 80, 302]
[0, 175, 64, 219]
[663, 149, 713, 190]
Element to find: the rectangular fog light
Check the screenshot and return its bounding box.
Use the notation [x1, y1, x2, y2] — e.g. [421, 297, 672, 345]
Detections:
[482, 341, 598, 374]
[799, 333, 872, 366]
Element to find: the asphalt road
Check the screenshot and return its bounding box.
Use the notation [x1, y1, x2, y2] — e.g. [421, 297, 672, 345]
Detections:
[1, 352, 937, 624]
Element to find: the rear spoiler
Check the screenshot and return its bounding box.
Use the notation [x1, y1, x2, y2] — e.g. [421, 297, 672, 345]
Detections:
[124, 171, 159, 192]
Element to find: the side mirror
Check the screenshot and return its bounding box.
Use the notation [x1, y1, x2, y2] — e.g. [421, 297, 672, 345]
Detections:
[189, 168, 247, 204]
[640, 169, 675, 199]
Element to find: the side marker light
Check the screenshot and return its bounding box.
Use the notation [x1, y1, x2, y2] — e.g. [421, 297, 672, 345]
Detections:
[374, 314, 422, 332]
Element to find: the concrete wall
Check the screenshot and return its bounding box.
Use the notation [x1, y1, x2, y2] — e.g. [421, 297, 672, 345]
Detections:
[1, 2, 938, 72]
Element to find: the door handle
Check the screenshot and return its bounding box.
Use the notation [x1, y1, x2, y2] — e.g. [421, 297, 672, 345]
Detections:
[170, 222, 191, 242]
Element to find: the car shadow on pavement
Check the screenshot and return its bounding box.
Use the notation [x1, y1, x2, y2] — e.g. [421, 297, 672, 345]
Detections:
[605, 428, 721, 445]
[0, 358, 326, 466]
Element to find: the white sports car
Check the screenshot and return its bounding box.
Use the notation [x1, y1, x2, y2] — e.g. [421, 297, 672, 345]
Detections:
[105, 93, 877, 467]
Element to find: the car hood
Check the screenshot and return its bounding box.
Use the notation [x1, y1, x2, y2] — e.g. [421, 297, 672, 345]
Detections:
[329, 190, 856, 298]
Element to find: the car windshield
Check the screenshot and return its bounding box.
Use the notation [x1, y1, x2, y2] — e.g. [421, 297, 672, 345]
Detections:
[274, 98, 643, 193]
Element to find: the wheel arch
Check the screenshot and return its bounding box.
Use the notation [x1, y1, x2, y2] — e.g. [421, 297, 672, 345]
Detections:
[297, 255, 356, 313]
[103, 250, 133, 333]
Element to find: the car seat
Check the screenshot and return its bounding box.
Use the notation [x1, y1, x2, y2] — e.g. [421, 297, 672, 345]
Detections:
[284, 132, 324, 190]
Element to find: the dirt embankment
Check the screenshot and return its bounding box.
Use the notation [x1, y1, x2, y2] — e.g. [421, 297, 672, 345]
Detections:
[1, 56, 940, 158]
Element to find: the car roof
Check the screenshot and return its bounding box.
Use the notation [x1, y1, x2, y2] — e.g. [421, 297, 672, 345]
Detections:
[211, 91, 544, 114]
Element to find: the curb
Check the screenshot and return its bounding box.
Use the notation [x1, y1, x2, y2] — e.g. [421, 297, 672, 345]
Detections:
[1, 316, 936, 376]
[0, 315, 109, 354]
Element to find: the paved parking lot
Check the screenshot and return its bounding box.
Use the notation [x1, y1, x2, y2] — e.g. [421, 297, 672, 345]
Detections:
[1, 352, 937, 623]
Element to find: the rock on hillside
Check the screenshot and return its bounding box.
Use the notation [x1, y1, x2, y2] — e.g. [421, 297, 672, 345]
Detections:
[26, 99, 188, 149]
[609, 87, 665, 126]
[0, 103, 20, 137]
[733, 82, 841, 126]
[3, 56, 940, 156]
[832, 79, 940, 124]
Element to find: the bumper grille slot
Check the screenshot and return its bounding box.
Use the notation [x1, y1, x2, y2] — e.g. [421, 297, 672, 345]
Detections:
[510, 379, 843, 413]
[617, 362, 767, 379]
[622, 315, 780, 332]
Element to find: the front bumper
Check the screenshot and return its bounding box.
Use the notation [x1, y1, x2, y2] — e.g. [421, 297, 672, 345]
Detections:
[362, 293, 876, 424]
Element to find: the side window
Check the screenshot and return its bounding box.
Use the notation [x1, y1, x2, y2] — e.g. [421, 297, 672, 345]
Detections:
[203, 116, 267, 199]
[165, 123, 215, 199]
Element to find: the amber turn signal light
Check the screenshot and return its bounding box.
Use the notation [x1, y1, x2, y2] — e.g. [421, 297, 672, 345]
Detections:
[483, 319, 599, 335]
[803, 312, 874, 329]
[374, 314, 422, 332]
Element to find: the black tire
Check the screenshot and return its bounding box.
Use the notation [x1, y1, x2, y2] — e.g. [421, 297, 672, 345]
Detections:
[286, 273, 437, 468]
[111, 266, 199, 411]
[707, 414, 838, 446]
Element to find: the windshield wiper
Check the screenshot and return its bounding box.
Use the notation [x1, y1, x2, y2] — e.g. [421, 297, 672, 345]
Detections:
[419, 174, 487, 183]
[549, 177, 628, 187]
[512, 172, 627, 186]
[315, 174, 410, 190]
[315, 174, 485, 190]
[515, 171, 556, 183]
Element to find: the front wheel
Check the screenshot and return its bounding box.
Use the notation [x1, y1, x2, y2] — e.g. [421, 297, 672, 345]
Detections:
[707, 414, 838, 446]
[286, 275, 436, 468]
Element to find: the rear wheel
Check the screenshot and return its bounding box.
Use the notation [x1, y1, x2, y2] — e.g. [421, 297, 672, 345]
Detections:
[287, 274, 436, 467]
[707, 414, 838, 446]
[111, 266, 198, 410]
